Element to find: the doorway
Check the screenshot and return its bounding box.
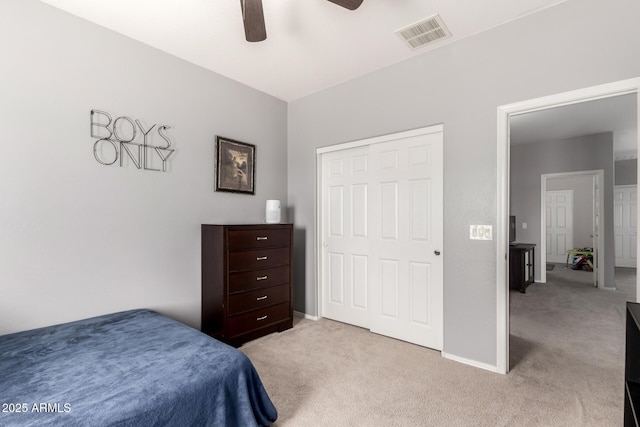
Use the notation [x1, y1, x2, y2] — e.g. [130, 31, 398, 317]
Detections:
[540, 170, 605, 288]
[497, 78, 640, 374]
[316, 125, 444, 350]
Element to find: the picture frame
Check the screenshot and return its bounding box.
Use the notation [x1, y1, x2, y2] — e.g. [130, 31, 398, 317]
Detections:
[215, 136, 256, 195]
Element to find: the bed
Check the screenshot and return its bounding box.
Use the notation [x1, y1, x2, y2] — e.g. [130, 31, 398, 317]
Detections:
[0, 309, 277, 426]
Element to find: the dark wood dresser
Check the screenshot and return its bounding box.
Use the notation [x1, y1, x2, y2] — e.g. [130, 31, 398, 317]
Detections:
[509, 243, 535, 293]
[201, 224, 293, 346]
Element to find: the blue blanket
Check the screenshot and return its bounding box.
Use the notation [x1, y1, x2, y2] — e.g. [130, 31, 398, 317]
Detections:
[0, 309, 277, 426]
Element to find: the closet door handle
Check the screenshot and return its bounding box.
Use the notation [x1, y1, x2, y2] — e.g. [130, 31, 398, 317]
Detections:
[256, 237, 268, 241]
[256, 296, 268, 301]
[257, 315, 268, 321]
[257, 276, 268, 281]
[257, 256, 268, 261]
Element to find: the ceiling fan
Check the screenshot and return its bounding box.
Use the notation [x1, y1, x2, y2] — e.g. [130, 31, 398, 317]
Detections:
[240, 0, 364, 42]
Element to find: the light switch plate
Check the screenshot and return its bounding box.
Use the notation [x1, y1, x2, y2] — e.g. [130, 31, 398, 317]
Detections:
[470, 225, 493, 240]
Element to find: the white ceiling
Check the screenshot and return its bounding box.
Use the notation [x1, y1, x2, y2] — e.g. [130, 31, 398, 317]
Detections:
[40, 0, 567, 101]
[510, 94, 638, 156]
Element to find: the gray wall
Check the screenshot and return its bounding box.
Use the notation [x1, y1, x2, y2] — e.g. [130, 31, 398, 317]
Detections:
[615, 159, 638, 185]
[511, 133, 614, 285]
[547, 175, 595, 249]
[288, 0, 640, 367]
[0, 1, 288, 335]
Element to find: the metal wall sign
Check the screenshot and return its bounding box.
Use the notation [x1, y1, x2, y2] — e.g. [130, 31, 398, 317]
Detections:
[90, 109, 175, 172]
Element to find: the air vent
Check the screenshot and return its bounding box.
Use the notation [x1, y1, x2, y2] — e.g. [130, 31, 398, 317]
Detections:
[615, 153, 638, 161]
[395, 14, 451, 50]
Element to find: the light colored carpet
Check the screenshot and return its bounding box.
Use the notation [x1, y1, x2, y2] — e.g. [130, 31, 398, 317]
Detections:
[241, 266, 635, 426]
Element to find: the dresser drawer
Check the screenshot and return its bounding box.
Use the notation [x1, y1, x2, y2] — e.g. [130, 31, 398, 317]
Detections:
[229, 247, 290, 272]
[227, 302, 290, 338]
[229, 265, 290, 293]
[228, 228, 291, 251]
[228, 284, 290, 315]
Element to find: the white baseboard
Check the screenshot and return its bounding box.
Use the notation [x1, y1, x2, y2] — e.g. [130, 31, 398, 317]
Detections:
[294, 311, 319, 321]
[442, 352, 502, 374]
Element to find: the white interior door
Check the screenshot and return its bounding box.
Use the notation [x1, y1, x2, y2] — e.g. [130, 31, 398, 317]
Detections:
[545, 190, 574, 263]
[319, 127, 444, 351]
[368, 133, 443, 349]
[321, 146, 371, 329]
[614, 185, 637, 268]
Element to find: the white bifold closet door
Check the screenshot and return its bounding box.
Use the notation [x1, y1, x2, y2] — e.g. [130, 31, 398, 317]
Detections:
[614, 185, 637, 268]
[320, 128, 443, 350]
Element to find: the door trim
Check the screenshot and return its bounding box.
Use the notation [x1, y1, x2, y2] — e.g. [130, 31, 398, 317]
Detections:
[316, 125, 444, 155]
[497, 77, 640, 375]
[315, 124, 443, 320]
[540, 171, 604, 287]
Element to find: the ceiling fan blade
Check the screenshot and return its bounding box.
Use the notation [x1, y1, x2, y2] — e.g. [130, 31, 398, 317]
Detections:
[325, 0, 364, 10]
[240, 0, 266, 42]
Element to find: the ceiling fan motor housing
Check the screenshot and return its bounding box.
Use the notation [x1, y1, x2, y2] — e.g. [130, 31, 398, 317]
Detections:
[241, 0, 363, 42]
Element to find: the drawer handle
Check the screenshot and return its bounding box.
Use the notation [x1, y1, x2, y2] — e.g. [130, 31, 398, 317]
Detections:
[256, 236, 268, 241]
[257, 315, 268, 321]
[256, 256, 268, 261]
[257, 276, 268, 281]
[256, 295, 268, 301]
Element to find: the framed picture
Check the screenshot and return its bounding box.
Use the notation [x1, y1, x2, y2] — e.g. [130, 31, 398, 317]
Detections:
[215, 136, 256, 195]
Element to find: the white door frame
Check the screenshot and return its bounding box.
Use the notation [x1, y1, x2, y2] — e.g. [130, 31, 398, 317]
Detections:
[540, 171, 604, 287]
[315, 124, 444, 320]
[497, 77, 640, 375]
